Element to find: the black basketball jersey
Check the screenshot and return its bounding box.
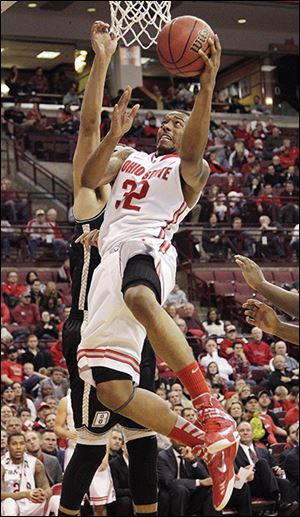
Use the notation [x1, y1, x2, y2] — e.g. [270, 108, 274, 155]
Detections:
[69, 208, 105, 312]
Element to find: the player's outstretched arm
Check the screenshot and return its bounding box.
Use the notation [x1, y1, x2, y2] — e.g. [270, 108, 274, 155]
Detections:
[235, 255, 299, 319]
[73, 21, 117, 199]
[81, 86, 139, 189]
[243, 299, 299, 346]
[180, 34, 221, 192]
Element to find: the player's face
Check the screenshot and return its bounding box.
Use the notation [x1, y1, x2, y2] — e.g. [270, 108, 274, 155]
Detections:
[8, 436, 26, 461]
[156, 112, 188, 155]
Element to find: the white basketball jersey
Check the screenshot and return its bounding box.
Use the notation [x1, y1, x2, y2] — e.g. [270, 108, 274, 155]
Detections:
[99, 151, 195, 256]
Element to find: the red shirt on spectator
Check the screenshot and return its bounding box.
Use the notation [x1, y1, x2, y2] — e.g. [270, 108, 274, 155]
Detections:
[50, 339, 67, 370]
[284, 406, 299, 427]
[12, 302, 40, 326]
[256, 192, 282, 208]
[48, 221, 63, 239]
[234, 127, 249, 142]
[2, 282, 27, 299]
[1, 359, 23, 383]
[1, 300, 11, 324]
[244, 339, 273, 366]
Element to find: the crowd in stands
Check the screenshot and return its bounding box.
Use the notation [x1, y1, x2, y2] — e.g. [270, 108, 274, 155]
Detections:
[1, 272, 299, 515]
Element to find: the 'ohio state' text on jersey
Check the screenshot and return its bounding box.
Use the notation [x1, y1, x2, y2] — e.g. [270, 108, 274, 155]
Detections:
[99, 151, 196, 256]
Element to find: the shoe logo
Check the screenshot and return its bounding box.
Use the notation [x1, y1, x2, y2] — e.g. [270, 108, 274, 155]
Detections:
[192, 367, 199, 374]
[218, 452, 227, 474]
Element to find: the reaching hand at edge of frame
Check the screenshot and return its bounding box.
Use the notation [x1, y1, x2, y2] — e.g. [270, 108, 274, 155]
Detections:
[109, 86, 140, 140]
[91, 20, 117, 61]
[242, 299, 280, 333]
[198, 34, 221, 90]
[234, 255, 266, 291]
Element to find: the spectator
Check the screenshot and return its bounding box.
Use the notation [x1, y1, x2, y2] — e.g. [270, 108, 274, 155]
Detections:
[229, 141, 249, 171]
[226, 217, 255, 257]
[1, 178, 28, 224]
[245, 327, 273, 368]
[11, 381, 37, 420]
[157, 441, 219, 517]
[1, 219, 28, 262]
[57, 257, 71, 284]
[269, 356, 299, 392]
[250, 95, 269, 115]
[227, 400, 245, 426]
[35, 311, 59, 341]
[280, 181, 299, 204]
[1, 429, 8, 457]
[207, 152, 227, 174]
[213, 119, 234, 144]
[27, 208, 68, 260]
[29, 66, 49, 93]
[1, 297, 11, 325]
[265, 126, 283, 155]
[29, 279, 45, 308]
[241, 152, 256, 175]
[32, 402, 51, 433]
[1, 271, 27, 309]
[200, 338, 233, 383]
[202, 213, 224, 258]
[26, 102, 43, 125]
[257, 390, 288, 441]
[34, 383, 54, 409]
[1, 346, 23, 385]
[251, 138, 265, 161]
[4, 66, 22, 96]
[284, 394, 299, 428]
[6, 417, 22, 435]
[282, 165, 299, 189]
[219, 325, 243, 358]
[228, 95, 246, 114]
[164, 304, 180, 323]
[205, 361, 228, 394]
[25, 430, 63, 486]
[62, 82, 80, 106]
[165, 284, 188, 307]
[269, 341, 299, 375]
[1, 432, 57, 516]
[228, 342, 252, 382]
[202, 308, 225, 337]
[39, 367, 69, 402]
[107, 439, 133, 516]
[181, 303, 204, 332]
[50, 333, 67, 370]
[1, 386, 16, 408]
[21, 334, 54, 370]
[213, 193, 228, 222]
[283, 427, 299, 503]
[12, 290, 40, 329]
[1, 405, 14, 431]
[290, 223, 299, 259]
[236, 421, 298, 515]
[257, 216, 286, 259]
[264, 165, 282, 187]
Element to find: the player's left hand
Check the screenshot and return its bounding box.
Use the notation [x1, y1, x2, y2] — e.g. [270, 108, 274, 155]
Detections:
[75, 229, 99, 249]
[109, 86, 140, 139]
[198, 34, 221, 89]
[242, 299, 280, 334]
[91, 21, 117, 61]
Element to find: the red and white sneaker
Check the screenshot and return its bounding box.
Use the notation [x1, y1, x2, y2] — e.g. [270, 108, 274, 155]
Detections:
[193, 393, 239, 454]
[194, 438, 239, 511]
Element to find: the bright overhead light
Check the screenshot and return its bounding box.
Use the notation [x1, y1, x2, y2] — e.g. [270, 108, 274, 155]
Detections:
[87, 7, 96, 12]
[36, 51, 61, 59]
[265, 97, 273, 106]
[27, 3, 38, 7]
[261, 65, 277, 72]
[1, 82, 10, 95]
[238, 19, 247, 24]
[74, 50, 88, 74]
[1, 48, 5, 53]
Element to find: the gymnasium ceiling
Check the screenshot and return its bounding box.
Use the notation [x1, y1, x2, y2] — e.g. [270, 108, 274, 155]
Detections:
[1, 1, 299, 74]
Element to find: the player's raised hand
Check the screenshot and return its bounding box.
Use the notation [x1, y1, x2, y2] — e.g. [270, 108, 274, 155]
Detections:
[91, 21, 117, 60]
[234, 255, 266, 291]
[110, 86, 140, 139]
[242, 299, 280, 334]
[198, 34, 221, 89]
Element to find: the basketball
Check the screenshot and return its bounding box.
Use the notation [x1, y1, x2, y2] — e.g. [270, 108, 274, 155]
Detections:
[157, 15, 214, 77]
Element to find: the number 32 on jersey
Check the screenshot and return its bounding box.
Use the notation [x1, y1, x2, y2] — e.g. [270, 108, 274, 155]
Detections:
[115, 179, 149, 211]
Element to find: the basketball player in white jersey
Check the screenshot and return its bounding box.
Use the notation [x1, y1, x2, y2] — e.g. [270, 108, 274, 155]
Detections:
[59, 22, 161, 517]
[76, 27, 238, 511]
[1, 432, 59, 516]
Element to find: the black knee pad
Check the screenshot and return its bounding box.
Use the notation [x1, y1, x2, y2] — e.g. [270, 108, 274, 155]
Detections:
[122, 254, 161, 304]
[127, 435, 158, 505]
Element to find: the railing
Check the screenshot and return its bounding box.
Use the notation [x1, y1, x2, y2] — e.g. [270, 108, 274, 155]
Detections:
[14, 145, 73, 216]
[1, 137, 11, 176]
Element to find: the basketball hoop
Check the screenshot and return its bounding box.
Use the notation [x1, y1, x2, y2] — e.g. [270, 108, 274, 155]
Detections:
[109, 1, 172, 49]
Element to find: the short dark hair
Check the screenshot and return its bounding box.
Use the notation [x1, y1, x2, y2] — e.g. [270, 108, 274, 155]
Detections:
[7, 432, 25, 445]
[40, 428, 56, 436]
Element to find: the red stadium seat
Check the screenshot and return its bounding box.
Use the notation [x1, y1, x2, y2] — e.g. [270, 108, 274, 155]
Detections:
[193, 270, 215, 284]
[272, 271, 293, 285]
[38, 271, 55, 283]
[214, 270, 235, 284]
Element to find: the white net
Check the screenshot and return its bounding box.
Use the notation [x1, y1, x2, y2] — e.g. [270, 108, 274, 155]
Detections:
[109, 1, 172, 49]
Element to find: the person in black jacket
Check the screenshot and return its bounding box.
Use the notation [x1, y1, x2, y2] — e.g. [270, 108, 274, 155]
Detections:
[236, 421, 298, 516]
[269, 355, 299, 393]
[108, 438, 133, 516]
